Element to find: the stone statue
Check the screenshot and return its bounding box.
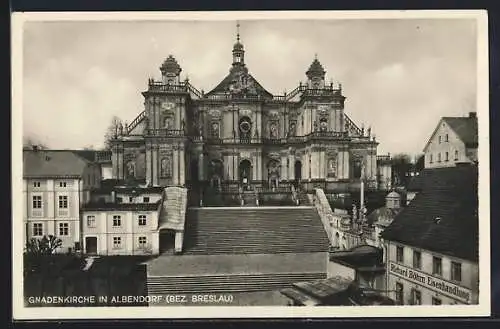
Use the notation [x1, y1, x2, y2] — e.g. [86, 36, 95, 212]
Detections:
[352, 204, 358, 222]
[181, 119, 185, 132]
[119, 123, 123, 136]
[367, 127, 371, 137]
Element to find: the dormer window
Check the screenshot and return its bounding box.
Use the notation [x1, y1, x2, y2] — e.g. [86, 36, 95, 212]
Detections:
[438, 136, 442, 144]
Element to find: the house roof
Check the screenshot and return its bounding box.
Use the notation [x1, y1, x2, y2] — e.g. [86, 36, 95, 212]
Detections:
[443, 116, 478, 148]
[381, 165, 478, 262]
[423, 114, 478, 151]
[23, 150, 91, 178]
[82, 201, 161, 211]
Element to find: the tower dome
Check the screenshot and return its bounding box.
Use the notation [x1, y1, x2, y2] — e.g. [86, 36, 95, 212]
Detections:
[306, 56, 326, 79]
[160, 55, 182, 76]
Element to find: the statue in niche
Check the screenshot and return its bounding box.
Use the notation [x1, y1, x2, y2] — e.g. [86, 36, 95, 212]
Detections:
[161, 157, 171, 177]
[126, 161, 135, 178]
[328, 157, 337, 177]
[181, 119, 185, 132]
[211, 122, 220, 138]
[289, 122, 296, 136]
[270, 123, 278, 138]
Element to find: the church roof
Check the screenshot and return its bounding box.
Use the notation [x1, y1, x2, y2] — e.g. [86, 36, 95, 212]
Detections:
[205, 68, 273, 98]
[381, 165, 478, 262]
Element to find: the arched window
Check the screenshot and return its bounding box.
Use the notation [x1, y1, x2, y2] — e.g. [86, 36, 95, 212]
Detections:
[438, 153, 442, 162]
[454, 150, 459, 161]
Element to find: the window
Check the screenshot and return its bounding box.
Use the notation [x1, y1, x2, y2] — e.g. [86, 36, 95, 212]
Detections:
[454, 150, 459, 161]
[438, 136, 442, 144]
[58, 195, 68, 208]
[138, 236, 147, 245]
[59, 223, 69, 236]
[396, 246, 404, 263]
[32, 223, 43, 236]
[451, 261, 462, 282]
[113, 237, 122, 249]
[32, 195, 42, 209]
[437, 153, 442, 162]
[445, 152, 449, 162]
[129, 197, 133, 203]
[116, 197, 123, 203]
[113, 215, 121, 227]
[395, 282, 404, 305]
[411, 289, 422, 305]
[59, 181, 67, 187]
[429, 154, 433, 163]
[432, 297, 442, 305]
[33, 181, 41, 188]
[87, 215, 96, 228]
[432, 256, 442, 276]
[143, 197, 150, 203]
[445, 134, 449, 142]
[138, 215, 147, 226]
[413, 250, 422, 269]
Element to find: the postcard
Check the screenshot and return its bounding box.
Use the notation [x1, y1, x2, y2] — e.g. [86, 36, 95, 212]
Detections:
[11, 10, 490, 320]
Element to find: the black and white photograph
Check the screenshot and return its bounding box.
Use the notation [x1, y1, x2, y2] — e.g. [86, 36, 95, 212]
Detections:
[12, 10, 490, 319]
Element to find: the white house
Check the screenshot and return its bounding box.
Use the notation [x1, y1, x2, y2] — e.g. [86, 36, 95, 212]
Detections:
[23, 149, 101, 253]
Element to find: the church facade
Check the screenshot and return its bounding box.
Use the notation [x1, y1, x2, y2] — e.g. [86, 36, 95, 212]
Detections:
[110, 28, 388, 193]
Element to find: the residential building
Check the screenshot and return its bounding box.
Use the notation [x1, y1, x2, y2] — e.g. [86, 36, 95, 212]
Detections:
[81, 185, 164, 255]
[22, 148, 101, 252]
[381, 164, 479, 305]
[423, 112, 478, 169]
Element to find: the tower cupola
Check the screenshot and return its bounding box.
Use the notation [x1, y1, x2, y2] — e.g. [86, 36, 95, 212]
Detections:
[160, 55, 182, 84]
[306, 54, 326, 88]
[232, 22, 245, 67]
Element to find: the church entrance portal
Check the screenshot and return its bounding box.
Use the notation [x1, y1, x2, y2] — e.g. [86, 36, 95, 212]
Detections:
[294, 160, 302, 188]
[239, 159, 252, 189]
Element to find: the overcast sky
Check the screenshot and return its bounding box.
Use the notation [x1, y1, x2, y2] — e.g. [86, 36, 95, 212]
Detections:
[22, 18, 477, 156]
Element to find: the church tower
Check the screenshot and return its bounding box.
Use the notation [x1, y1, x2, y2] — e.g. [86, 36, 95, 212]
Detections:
[306, 54, 326, 89]
[142, 55, 188, 187]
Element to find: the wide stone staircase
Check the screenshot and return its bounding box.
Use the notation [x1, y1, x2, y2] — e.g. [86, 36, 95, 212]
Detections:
[183, 207, 329, 255]
[147, 272, 326, 294]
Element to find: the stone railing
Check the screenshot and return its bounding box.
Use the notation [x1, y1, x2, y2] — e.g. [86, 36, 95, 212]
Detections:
[313, 188, 334, 245]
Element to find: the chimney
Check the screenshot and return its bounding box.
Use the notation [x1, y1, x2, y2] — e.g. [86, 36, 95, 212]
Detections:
[469, 112, 477, 119]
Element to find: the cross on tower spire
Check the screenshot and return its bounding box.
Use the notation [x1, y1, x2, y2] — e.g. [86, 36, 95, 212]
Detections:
[236, 21, 240, 42]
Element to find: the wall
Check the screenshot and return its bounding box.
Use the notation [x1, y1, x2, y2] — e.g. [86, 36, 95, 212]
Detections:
[24, 178, 82, 252]
[81, 209, 160, 256]
[328, 260, 355, 280]
[385, 241, 478, 305]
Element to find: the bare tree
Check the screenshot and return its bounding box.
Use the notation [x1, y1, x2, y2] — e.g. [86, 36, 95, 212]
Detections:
[103, 116, 123, 150]
[391, 153, 413, 187]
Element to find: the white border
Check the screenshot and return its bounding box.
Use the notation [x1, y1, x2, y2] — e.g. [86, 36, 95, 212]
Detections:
[11, 10, 490, 320]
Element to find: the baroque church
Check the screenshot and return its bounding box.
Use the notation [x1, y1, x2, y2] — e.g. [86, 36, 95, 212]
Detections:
[110, 24, 390, 193]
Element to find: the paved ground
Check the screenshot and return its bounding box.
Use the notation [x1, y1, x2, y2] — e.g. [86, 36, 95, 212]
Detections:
[146, 252, 326, 277]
